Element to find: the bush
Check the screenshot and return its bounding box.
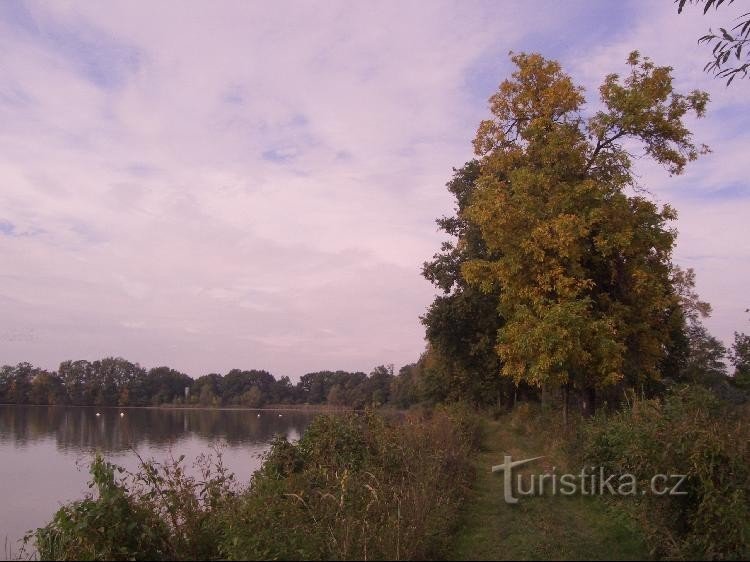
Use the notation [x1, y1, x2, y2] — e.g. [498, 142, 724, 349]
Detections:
[30, 455, 170, 560]
[581, 386, 750, 560]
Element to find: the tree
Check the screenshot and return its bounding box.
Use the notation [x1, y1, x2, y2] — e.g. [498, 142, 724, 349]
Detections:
[2, 363, 35, 404]
[270, 376, 295, 404]
[59, 360, 92, 405]
[659, 265, 713, 384]
[0, 365, 13, 403]
[730, 331, 750, 389]
[677, 0, 750, 85]
[296, 370, 368, 406]
[326, 384, 345, 406]
[220, 369, 274, 405]
[389, 362, 422, 409]
[665, 265, 734, 389]
[367, 364, 394, 406]
[297, 371, 332, 404]
[88, 357, 145, 406]
[683, 321, 728, 384]
[422, 162, 516, 406]
[198, 384, 217, 406]
[193, 373, 223, 406]
[341, 372, 369, 408]
[241, 386, 264, 408]
[462, 52, 709, 414]
[29, 371, 67, 405]
[672, 266, 713, 322]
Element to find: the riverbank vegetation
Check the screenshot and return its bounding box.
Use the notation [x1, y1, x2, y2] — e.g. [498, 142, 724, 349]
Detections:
[28, 406, 481, 560]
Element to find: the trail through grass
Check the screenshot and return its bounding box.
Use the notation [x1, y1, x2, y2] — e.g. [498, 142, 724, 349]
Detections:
[451, 415, 649, 561]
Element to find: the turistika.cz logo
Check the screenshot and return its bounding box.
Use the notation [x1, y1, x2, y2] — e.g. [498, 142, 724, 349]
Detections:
[492, 455, 688, 504]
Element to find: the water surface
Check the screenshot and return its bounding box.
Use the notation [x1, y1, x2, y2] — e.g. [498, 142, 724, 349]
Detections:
[0, 405, 316, 558]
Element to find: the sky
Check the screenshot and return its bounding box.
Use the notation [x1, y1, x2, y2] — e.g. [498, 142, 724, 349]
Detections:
[0, 0, 748, 380]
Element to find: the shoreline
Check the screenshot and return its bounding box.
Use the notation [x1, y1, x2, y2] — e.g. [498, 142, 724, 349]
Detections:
[0, 403, 355, 413]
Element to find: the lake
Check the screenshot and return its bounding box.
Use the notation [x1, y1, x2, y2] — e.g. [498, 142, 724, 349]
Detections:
[0, 405, 317, 559]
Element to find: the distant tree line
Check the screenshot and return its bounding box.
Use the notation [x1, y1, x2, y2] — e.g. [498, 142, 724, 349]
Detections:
[0, 359, 431, 409]
[6, 328, 743, 412]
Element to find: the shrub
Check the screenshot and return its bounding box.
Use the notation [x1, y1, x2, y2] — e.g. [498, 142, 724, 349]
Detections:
[30, 455, 170, 560]
[581, 386, 750, 560]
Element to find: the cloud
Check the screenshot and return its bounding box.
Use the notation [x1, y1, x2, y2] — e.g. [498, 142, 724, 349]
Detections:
[0, 1, 142, 90]
[0, 0, 747, 377]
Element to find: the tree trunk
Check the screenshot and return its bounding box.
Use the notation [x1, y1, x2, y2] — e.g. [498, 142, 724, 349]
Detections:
[541, 384, 550, 411]
[581, 386, 596, 417]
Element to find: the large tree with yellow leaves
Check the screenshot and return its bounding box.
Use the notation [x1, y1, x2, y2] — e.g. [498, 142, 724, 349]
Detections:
[461, 52, 709, 414]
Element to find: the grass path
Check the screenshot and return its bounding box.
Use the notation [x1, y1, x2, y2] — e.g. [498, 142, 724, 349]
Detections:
[451, 417, 649, 561]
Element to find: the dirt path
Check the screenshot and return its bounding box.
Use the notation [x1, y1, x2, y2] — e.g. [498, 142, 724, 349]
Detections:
[451, 418, 649, 560]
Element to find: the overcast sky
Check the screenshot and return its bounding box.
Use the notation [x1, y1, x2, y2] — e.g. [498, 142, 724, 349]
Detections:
[1, 0, 748, 379]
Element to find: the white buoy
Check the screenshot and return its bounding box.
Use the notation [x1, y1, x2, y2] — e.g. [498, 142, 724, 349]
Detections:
[120, 412, 125, 417]
[278, 413, 283, 417]
[257, 413, 261, 418]
[95, 412, 101, 416]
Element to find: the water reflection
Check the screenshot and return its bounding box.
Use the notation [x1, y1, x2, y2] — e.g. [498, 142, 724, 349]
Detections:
[0, 405, 316, 558]
[0, 405, 313, 452]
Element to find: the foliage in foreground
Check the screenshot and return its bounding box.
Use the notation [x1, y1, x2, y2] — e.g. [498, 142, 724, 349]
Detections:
[676, 0, 750, 85]
[32, 456, 171, 560]
[28, 407, 482, 561]
[581, 386, 750, 560]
